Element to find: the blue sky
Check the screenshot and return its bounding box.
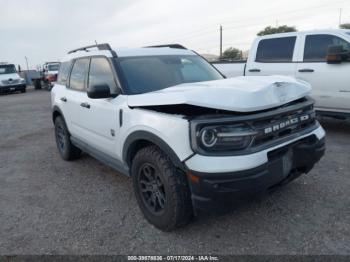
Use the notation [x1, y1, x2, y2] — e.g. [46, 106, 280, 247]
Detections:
[0, 0, 349, 69]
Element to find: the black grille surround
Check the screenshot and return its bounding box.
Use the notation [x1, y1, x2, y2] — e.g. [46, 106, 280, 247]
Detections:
[190, 97, 319, 156]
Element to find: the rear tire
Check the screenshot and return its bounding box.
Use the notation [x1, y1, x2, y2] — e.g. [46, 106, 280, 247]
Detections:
[131, 146, 193, 231]
[54, 116, 81, 160]
[33, 79, 42, 90]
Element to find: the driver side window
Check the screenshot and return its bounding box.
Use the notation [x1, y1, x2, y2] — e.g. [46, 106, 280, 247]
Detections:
[88, 57, 117, 94]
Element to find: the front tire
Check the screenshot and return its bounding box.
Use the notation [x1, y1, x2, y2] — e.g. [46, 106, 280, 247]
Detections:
[132, 146, 193, 231]
[54, 116, 81, 160]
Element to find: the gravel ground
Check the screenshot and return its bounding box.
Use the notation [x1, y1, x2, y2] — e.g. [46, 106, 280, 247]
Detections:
[0, 88, 349, 255]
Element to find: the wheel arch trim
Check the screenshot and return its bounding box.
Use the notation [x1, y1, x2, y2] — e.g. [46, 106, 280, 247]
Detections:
[123, 130, 186, 172]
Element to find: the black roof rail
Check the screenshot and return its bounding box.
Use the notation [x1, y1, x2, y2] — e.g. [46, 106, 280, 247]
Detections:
[68, 43, 117, 57]
[145, 44, 187, 50]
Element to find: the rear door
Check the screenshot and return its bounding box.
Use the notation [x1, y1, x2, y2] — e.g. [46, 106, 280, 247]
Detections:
[295, 33, 350, 112]
[246, 36, 298, 76]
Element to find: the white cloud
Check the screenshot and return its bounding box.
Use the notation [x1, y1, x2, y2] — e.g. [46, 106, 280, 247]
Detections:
[0, 0, 349, 68]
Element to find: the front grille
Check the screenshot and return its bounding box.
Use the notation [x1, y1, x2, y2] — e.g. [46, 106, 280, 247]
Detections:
[190, 96, 318, 156]
[251, 103, 316, 147]
[1, 79, 20, 85]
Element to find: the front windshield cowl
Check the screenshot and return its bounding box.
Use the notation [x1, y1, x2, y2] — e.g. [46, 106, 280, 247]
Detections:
[116, 55, 223, 95]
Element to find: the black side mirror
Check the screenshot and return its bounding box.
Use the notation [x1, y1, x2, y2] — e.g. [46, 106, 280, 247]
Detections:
[326, 45, 349, 64]
[87, 84, 112, 99]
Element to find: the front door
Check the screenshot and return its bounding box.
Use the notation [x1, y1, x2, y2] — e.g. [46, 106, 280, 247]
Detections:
[74, 56, 121, 158]
[296, 33, 350, 112]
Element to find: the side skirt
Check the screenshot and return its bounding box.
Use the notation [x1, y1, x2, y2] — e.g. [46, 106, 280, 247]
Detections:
[316, 110, 350, 120]
[71, 136, 130, 176]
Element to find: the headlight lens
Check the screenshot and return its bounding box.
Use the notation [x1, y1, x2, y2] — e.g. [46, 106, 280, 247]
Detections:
[20, 78, 26, 84]
[194, 124, 256, 153]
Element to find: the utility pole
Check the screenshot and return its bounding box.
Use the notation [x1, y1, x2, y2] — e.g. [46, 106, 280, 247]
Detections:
[339, 8, 342, 27]
[219, 25, 223, 59]
[24, 56, 29, 70]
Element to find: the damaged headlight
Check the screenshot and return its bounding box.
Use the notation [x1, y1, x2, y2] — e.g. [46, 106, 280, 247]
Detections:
[191, 123, 257, 154]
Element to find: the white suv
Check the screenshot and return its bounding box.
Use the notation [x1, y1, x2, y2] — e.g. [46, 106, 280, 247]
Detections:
[51, 43, 325, 231]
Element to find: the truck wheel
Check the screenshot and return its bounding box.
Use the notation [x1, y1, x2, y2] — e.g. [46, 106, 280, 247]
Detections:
[54, 116, 81, 160]
[21, 88, 26, 93]
[131, 146, 193, 231]
[34, 79, 42, 90]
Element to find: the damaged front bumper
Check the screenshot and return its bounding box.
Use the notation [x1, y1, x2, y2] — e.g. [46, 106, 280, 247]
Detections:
[185, 125, 325, 211]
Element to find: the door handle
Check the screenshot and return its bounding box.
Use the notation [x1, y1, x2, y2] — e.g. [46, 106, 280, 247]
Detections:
[60, 97, 67, 102]
[298, 69, 314, 73]
[248, 68, 261, 72]
[80, 102, 90, 109]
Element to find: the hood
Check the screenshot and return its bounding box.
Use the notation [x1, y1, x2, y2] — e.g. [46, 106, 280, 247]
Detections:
[0, 73, 21, 81]
[127, 76, 311, 112]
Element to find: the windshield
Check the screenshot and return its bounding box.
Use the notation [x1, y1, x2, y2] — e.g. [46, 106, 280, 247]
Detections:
[0, 64, 16, 75]
[48, 64, 60, 71]
[117, 55, 223, 94]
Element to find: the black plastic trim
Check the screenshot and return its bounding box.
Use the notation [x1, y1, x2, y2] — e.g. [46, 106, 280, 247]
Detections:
[68, 43, 117, 57]
[123, 131, 186, 171]
[188, 136, 325, 211]
[317, 110, 350, 119]
[71, 136, 130, 176]
[119, 109, 123, 127]
[145, 44, 187, 49]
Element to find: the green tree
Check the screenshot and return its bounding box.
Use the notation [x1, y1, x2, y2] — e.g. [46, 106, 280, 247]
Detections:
[257, 25, 297, 36]
[221, 47, 242, 60]
[340, 23, 350, 29]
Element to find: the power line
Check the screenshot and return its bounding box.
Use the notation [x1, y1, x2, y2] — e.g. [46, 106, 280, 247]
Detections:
[158, 0, 348, 43]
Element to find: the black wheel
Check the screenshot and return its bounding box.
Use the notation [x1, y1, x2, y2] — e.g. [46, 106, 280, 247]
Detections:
[54, 116, 81, 160]
[21, 88, 26, 93]
[132, 146, 193, 231]
[33, 79, 42, 90]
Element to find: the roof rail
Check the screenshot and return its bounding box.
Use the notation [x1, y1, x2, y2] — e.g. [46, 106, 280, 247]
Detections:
[145, 44, 187, 50]
[68, 43, 117, 57]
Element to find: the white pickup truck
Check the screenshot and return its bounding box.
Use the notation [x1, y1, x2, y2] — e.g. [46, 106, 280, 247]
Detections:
[213, 29, 350, 118]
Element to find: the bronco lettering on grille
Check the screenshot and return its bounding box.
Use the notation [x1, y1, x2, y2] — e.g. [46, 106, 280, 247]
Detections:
[264, 114, 310, 134]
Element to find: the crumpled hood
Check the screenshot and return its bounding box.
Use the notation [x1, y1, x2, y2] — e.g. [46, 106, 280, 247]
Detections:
[127, 75, 311, 112]
[0, 73, 21, 81]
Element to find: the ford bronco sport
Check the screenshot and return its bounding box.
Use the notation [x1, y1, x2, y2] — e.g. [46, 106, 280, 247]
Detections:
[51, 43, 325, 231]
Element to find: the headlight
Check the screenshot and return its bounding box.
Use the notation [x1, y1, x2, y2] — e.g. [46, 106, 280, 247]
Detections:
[192, 123, 257, 154]
[20, 78, 26, 84]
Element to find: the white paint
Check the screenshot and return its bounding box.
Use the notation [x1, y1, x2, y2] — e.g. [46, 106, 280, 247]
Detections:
[214, 29, 350, 114]
[127, 75, 311, 112]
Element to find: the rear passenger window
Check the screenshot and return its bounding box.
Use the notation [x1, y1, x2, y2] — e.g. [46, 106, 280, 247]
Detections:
[69, 59, 89, 91]
[256, 37, 296, 62]
[304, 34, 350, 62]
[88, 57, 117, 94]
[57, 61, 72, 85]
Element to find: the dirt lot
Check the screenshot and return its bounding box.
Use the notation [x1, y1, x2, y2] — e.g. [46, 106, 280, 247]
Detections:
[0, 88, 349, 255]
